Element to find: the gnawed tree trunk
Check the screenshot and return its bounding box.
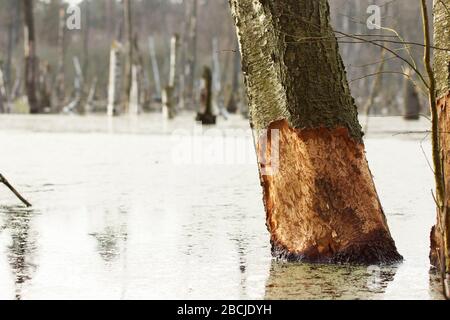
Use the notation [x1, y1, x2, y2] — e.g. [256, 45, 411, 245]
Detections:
[22, 0, 40, 114]
[403, 68, 421, 121]
[229, 0, 402, 264]
[430, 0, 450, 292]
[196, 66, 216, 125]
[107, 41, 123, 117]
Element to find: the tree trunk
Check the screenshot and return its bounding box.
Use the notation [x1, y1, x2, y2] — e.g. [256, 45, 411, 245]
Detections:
[55, 2, 66, 111]
[195, 66, 216, 125]
[123, 0, 133, 113]
[22, 0, 40, 114]
[5, 0, 19, 95]
[403, 68, 421, 121]
[229, 0, 402, 264]
[162, 34, 180, 119]
[212, 37, 225, 117]
[431, 0, 450, 288]
[148, 36, 162, 101]
[83, 0, 91, 83]
[226, 39, 241, 114]
[107, 41, 122, 117]
[0, 67, 6, 113]
[185, 0, 198, 107]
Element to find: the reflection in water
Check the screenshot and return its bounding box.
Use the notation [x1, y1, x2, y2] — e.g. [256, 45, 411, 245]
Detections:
[230, 231, 249, 299]
[429, 270, 446, 300]
[0, 206, 38, 300]
[90, 225, 127, 262]
[89, 208, 128, 263]
[265, 261, 398, 300]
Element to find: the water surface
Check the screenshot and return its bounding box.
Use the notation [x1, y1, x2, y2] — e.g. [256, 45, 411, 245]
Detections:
[0, 114, 443, 299]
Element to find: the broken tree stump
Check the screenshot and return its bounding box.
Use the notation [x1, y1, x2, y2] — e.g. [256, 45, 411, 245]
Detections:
[196, 66, 216, 125]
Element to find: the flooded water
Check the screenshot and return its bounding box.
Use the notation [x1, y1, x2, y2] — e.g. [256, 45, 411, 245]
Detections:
[0, 113, 444, 300]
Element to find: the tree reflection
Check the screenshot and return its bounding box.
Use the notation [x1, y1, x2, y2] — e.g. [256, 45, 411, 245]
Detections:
[0, 206, 38, 300]
[265, 261, 398, 300]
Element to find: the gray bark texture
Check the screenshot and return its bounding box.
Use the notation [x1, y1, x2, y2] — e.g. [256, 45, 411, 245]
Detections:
[229, 0, 361, 140]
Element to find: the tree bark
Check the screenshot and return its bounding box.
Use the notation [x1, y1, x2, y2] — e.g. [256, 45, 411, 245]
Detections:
[229, 0, 402, 264]
[22, 0, 40, 114]
[431, 0, 450, 286]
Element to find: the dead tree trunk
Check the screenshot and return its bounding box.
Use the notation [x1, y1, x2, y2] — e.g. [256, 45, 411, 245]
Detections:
[212, 37, 226, 118]
[430, 0, 450, 292]
[0, 67, 6, 113]
[149, 36, 162, 102]
[226, 40, 241, 114]
[83, 0, 91, 80]
[122, 0, 133, 113]
[22, 0, 40, 114]
[229, 0, 401, 264]
[195, 66, 216, 125]
[107, 41, 122, 116]
[185, 0, 198, 107]
[403, 68, 421, 121]
[55, 2, 66, 111]
[5, 0, 19, 96]
[162, 34, 179, 119]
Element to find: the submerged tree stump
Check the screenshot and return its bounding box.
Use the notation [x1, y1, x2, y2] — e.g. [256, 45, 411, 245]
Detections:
[196, 66, 216, 125]
[230, 0, 402, 264]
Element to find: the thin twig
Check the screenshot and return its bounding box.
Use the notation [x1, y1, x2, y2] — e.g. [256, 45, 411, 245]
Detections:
[0, 174, 32, 207]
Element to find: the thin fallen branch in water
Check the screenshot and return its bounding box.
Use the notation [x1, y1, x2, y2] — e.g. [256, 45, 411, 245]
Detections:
[0, 174, 32, 207]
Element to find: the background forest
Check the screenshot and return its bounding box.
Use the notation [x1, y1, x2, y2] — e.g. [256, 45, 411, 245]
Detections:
[0, 0, 433, 117]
